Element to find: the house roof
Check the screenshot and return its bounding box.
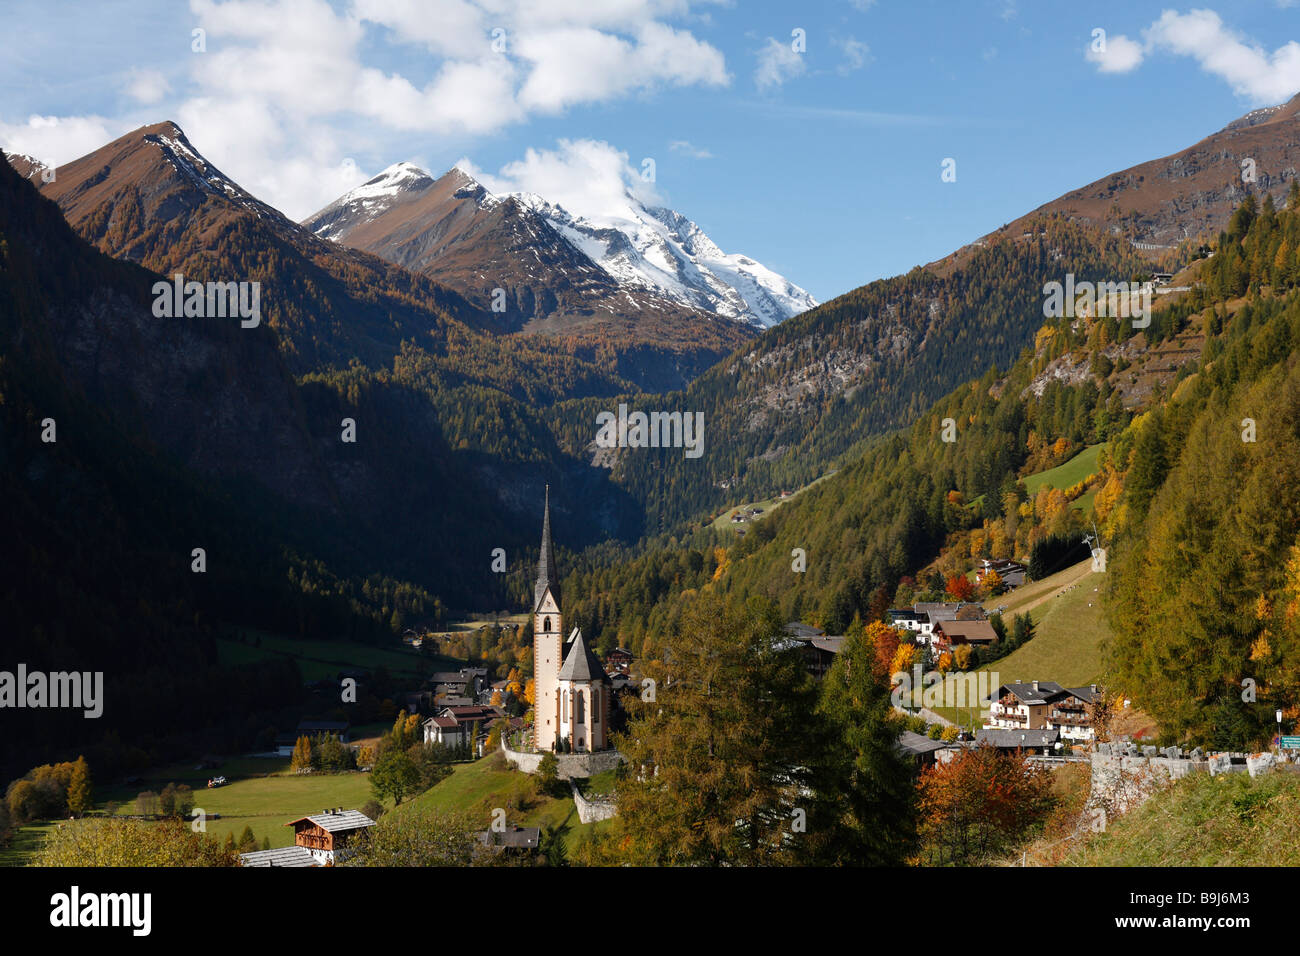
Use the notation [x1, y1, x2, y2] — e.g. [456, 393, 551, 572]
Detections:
[297, 720, 349, 732]
[1066, 685, 1103, 704]
[558, 628, 608, 683]
[888, 609, 923, 621]
[430, 672, 471, 684]
[424, 715, 458, 729]
[896, 730, 950, 756]
[936, 620, 999, 644]
[976, 728, 1059, 749]
[783, 622, 826, 639]
[475, 826, 541, 850]
[914, 602, 964, 623]
[808, 636, 845, 654]
[998, 681, 1068, 704]
[440, 705, 501, 723]
[286, 809, 376, 833]
[239, 845, 319, 867]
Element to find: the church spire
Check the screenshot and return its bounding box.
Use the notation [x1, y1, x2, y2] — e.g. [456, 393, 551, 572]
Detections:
[535, 485, 558, 611]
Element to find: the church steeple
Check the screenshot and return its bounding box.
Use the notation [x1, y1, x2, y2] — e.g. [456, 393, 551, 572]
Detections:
[534, 485, 559, 611]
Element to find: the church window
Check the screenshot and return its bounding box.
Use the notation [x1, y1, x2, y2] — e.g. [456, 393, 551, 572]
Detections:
[576, 690, 585, 723]
[592, 688, 600, 724]
[543, 616, 551, 632]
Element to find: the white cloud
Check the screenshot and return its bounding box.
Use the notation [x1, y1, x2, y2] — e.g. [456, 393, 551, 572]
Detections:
[1085, 10, 1300, 103]
[670, 139, 712, 158]
[1085, 33, 1144, 73]
[125, 69, 171, 105]
[458, 138, 663, 220]
[0, 114, 122, 167]
[755, 36, 805, 92]
[836, 36, 871, 75]
[0, 0, 731, 219]
[1145, 9, 1300, 103]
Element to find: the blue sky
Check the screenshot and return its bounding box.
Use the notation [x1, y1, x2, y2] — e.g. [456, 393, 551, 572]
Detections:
[2, 0, 1299, 303]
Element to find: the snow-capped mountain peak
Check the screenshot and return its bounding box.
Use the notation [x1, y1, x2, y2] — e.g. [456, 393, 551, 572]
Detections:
[505, 188, 817, 329]
[308, 161, 437, 241]
[305, 161, 816, 329]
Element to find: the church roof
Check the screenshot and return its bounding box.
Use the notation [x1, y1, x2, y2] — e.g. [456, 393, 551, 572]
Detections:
[534, 485, 559, 612]
[557, 628, 608, 684]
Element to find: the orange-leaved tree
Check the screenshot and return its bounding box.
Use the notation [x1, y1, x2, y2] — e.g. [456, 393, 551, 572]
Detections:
[916, 744, 1056, 865]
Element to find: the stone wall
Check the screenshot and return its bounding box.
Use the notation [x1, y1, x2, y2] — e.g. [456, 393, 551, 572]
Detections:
[1086, 744, 1287, 815]
[501, 740, 625, 780]
[571, 781, 618, 823]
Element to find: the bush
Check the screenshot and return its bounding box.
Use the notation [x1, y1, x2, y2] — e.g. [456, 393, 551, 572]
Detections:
[33, 818, 238, 866]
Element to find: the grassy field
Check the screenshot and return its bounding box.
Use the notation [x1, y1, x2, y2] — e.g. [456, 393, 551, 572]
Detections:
[709, 473, 834, 532]
[176, 766, 378, 849]
[3, 756, 381, 864]
[983, 558, 1093, 617]
[216, 629, 458, 682]
[1062, 769, 1300, 866]
[1022, 443, 1106, 497]
[986, 570, 1107, 688]
[393, 751, 613, 856]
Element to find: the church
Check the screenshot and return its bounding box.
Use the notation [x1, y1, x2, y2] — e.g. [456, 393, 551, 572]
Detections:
[532, 487, 611, 753]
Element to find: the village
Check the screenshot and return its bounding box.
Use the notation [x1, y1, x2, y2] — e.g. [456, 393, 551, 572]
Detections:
[230, 530, 1112, 867]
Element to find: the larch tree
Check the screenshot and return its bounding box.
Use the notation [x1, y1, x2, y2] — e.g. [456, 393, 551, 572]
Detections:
[66, 756, 92, 818]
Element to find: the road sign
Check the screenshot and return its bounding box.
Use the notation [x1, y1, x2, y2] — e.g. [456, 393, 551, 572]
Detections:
[1279, 736, 1300, 749]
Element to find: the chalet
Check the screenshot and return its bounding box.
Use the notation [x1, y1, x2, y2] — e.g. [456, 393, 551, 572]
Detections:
[799, 635, 844, 679]
[912, 603, 982, 637]
[429, 668, 490, 698]
[423, 715, 461, 748]
[977, 558, 1026, 589]
[606, 647, 634, 667]
[933, 619, 999, 650]
[913, 602, 954, 635]
[240, 808, 376, 866]
[1051, 685, 1102, 742]
[986, 681, 1067, 731]
[423, 704, 503, 749]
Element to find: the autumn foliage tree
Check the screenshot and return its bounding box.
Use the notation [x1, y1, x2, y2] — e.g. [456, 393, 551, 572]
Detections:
[945, 574, 975, 602]
[916, 745, 1057, 865]
[865, 621, 904, 680]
